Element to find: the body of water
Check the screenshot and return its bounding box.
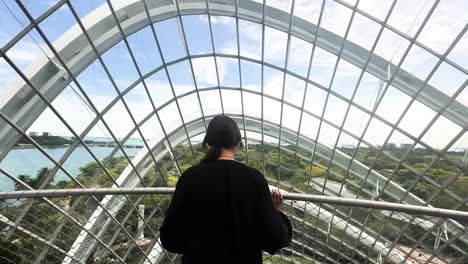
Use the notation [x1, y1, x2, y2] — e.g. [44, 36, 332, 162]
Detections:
[0, 146, 140, 192]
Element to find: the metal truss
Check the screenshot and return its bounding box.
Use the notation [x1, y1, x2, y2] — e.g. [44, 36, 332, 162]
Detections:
[0, 0, 467, 263]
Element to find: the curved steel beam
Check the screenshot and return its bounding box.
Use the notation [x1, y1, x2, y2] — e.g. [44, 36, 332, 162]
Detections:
[1, 0, 467, 153]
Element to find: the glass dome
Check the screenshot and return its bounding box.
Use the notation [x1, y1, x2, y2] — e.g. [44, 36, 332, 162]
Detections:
[0, 0, 467, 263]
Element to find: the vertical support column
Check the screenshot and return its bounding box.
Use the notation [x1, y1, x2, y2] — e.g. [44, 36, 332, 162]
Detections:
[434, 220, 449, 251]
[137, 204, 145, 241]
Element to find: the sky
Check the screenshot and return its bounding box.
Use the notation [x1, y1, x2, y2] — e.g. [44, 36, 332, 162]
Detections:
[0, 0, 467, 151]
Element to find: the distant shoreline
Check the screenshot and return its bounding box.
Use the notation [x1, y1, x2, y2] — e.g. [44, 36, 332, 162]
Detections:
[12, 144, 143, 149]
[14, 135, 144, 149]
[13, 144, 144, 149]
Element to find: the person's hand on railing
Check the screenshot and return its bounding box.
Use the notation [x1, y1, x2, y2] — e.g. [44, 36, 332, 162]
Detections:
[271, 189, 284, 212]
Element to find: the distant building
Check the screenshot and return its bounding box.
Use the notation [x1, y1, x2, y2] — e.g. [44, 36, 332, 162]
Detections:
[400, 143, 412, 150]
[42, 132, 52, 136]
[29, 132, 39, 136]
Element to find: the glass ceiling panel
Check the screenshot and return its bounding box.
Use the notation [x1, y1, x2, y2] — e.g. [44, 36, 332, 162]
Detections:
[127, 27, 162, 75]
[182, 15, 213, 55]
[0, 0, 28, 47]
[0, 0, 467, 263]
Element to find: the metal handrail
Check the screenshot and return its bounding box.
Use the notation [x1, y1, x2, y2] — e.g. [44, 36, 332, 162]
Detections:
[2, 187, 468, 221]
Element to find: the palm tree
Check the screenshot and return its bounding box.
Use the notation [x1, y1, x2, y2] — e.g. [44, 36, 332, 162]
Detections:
[14, 167, 51, 191]
[15, 175, 33, 190]
[33, 167, 50, 189]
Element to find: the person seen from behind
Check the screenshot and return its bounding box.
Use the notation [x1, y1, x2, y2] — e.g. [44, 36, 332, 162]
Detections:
[160, 115, 292, 263]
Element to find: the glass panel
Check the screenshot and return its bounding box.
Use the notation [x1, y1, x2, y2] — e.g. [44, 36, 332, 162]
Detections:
[5, 29, 53, 73]
[243, 91, 261, 118]
[12, 109, 79, 187]
[101, 41, 139, 91]
[343, 105, 371, 137]
[386, 130, 414, 161]
[292, 0, 322, 25]
[0, 132, 56, 191]
[178, 93, 202, 123]
[331, 59, 362, 100]
[319, 0, 352, 38]
[0, 170, 16, 192]
[211, 15, 237, 55]
[221, 90, 242, 114]
[69, 0, 105, 20]
[182, 15, 213, 55]
[192, 57, 218, 88]
[62, 143, 115, 187]
[167, 60, 195, 96]
[399, 44, 439, 81]
[346, 13, 381, 50]
[418, 0, 468, 54]
[199, 90, 222, 116]
[138, 113, 164, 145]
[158, 101, 182, 133]
[217, 57, 239, 87]
[263, 66, 284, 99]
[241, 60, 261, 92]
[0, 0, 29, 47]
[239, 19, 262, 60]
[399, 100, 437, 138]
[358, 0, 393, 21]
[448, 30, 468, 70]
[337, 132, 359, 151]
[51, 83, 96, 135]
[308, 47, 337, 88]
[317, 122, 339, 147]
[427, 62, 467, 96]
[375, 85, 412, 124]
[303, 83, 327, 116]
[283, 74, 305, 106]
[0, 57, 29, 106]
[146, 70, 174, 108]
[264, 26, 288, 67]
[353, 72, 382, 111]
[323, 94, 348, 126]
[422, 115, 462, 150]
[363, 117, 393, 147]
[373, 28, 410, 66]
[263, 97, 281, 124]
[287, 36, 312, 77]
[127, 27, 162, 75]
[123, 83, 153, 124]
[154, 18, 186, 62]
[282, 104, 300, 131]
[266, 0, 292, 13]
[22, 0, 60, 18]
[38, 4, 77, 50]
[102, 101, 135, 139]
[76, 60, 118, 112]
[388, 0, 436, 38]
[455, 83, 467, 107]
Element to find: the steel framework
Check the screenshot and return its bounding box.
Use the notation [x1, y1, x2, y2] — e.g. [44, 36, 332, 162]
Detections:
[0, 0, 467, 263]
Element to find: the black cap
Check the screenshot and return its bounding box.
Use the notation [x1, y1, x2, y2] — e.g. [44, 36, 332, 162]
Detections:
[202, 115, 243, 149]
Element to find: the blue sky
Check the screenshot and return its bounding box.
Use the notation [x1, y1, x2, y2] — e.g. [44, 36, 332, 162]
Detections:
[0, 0, 467, 151]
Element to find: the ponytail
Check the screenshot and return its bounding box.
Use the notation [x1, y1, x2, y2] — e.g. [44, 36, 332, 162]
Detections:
[200, 145, 223, 163]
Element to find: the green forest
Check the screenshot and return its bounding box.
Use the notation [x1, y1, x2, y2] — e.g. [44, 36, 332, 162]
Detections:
[1, 143, 467, 263]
